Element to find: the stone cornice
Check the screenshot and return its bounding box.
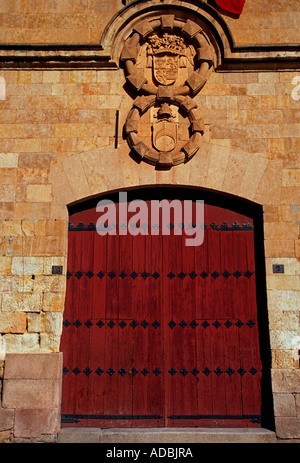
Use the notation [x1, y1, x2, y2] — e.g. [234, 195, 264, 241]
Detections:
[0, 0, 299, 70]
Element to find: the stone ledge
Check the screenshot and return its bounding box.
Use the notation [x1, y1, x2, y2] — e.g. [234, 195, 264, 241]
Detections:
[57, 427, 277, 444]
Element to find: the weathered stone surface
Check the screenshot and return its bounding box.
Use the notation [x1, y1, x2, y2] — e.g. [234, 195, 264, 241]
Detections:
[4, 353, 62, 380]
[14, 409, 60, 438]
[58, 427, 277, 444]
[2, 379, 61, 409]
[272, 369, 300, 393]
[273, 393, 297, 417]
[0, 407, 14, 431]
[275, 417, 300, 439]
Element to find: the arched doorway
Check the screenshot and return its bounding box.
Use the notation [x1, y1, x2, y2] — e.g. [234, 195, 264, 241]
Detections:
[60, 187, 272, 429]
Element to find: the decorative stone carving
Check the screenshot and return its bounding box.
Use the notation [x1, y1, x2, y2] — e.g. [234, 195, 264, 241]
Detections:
[121, 15, 214, 167]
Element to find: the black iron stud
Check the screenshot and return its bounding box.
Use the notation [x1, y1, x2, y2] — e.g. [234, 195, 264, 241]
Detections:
[168, 320, 176, 329]
[190, 320, 199, 329]
[235, 319, 244, 328]
[249, 367, 258, 375]
[130, 320, 138, 328]
[211, 271, 220, 279]
[167, 272, 176, 280]
[213, 320, 221, 329]
[224, 320, 232, 328]
[233, 270, 242, 279]
[222, 270, 231, 279]
[152, 272, 160, 280]
[247, 319, 255, 328]
[141, 320, 149, 329]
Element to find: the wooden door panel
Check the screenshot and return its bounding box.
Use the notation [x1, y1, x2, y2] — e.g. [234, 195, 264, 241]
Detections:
[61, 198, 263, 428]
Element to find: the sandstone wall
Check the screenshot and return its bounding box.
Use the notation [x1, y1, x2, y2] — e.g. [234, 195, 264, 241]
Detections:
[0, 0, 299, 442]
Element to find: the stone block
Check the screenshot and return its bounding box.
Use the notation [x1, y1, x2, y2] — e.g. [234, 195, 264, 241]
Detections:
[0, 153, 18, 168]
[0, 407, 14, 431]
[0, 313, 26, 334]
[4, 333, 40, 353]
[14, 202, 51, 220]
[0, 202, 14, 220]
[26, 185, 52, 203]
[296, 394, 300, 417]
[275, 417, 300, 439]
[0, 257, 11, 275]
[273, 393, 296, 417]
[266, 275, 299, 291]
[14, 408, 60, 438]
[2, 379, 61, 409]
[272, 369, 300, 393]
[1, 292, 42, 313]
[264, 239, 295, 258]
[264, 222, 299, 241]
[18, 153, 53, 169]
[11, 256, 44, 275]
[0, 430, 11, 443]
[268, 288, 299, 315]
[42, 292, 65, 312]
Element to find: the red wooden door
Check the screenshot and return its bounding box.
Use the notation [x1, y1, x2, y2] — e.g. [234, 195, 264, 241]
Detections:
[60, 196, 262, 428]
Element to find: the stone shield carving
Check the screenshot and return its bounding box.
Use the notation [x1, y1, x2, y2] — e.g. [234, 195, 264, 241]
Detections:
[121, 15, 214, 167]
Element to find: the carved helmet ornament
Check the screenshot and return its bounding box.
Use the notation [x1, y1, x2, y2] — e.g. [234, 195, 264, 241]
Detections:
[121, 15, 214, 167]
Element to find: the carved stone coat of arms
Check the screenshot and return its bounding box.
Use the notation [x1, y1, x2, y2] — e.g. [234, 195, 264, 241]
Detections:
[121, 15, 214, 167]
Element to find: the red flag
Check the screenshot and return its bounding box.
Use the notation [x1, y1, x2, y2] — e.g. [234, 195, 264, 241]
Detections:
[214, 0, 246, 15]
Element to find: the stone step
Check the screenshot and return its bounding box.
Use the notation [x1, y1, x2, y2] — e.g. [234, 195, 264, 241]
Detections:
[58, 427, 277, 444]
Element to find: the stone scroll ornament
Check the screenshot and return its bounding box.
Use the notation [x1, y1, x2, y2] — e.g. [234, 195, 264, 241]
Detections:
[121, 15, 214, 167]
